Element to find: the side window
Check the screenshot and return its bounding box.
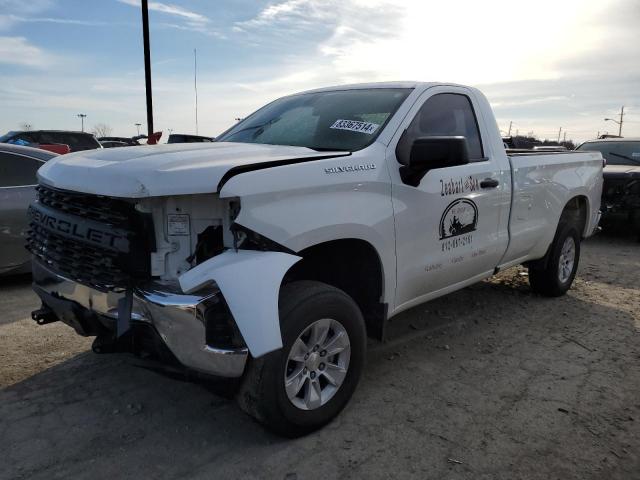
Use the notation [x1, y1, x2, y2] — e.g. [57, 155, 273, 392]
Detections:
[400, 93, 484, 161]
[0, 153, 43, 187]
[69, 133, 99, 150]
[10, 132, 36, 145]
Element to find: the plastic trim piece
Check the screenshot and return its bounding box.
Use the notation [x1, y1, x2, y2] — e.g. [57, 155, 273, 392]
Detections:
[179, 249, 302, 357]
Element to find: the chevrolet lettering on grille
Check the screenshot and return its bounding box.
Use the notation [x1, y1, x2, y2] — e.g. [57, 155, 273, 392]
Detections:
[28, 203, 130, 252]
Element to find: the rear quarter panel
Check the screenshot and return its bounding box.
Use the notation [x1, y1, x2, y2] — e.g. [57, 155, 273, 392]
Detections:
[500, 151, 602, 265]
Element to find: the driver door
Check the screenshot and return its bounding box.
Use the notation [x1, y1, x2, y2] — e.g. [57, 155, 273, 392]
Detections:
[388, 86, 510, 312]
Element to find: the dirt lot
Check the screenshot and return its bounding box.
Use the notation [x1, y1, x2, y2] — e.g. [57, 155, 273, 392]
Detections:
[1, 232, 638, 480]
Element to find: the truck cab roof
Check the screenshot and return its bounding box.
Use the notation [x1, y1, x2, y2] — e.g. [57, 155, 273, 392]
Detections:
[295, 81, 460, 96]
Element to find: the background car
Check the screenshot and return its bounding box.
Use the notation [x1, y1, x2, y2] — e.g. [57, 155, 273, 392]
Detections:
[37, 144, 71, 155]
[99, 140, 130, 148]
[97, 136, 142, 146]
[0, 130, 102, 152]
[167, 133, 213, 143]
[0, 144, 58, 275]
[576, 138, 640, 239]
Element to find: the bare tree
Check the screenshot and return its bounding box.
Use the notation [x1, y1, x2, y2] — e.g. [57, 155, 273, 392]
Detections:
[91, 123, 113, 138]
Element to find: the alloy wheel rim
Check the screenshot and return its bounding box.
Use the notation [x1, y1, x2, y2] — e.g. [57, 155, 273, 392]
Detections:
[558, 236, 575, 283]
[284, 318, 351, 411]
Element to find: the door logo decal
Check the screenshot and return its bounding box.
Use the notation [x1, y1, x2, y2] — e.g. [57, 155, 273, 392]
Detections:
[439, 198, 478, 240]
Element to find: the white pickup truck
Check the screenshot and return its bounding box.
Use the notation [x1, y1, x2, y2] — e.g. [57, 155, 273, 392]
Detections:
[29, 82, 603, 436]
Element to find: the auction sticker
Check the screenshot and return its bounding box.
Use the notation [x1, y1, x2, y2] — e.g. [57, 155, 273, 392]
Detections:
[330, 119, 379, 134]
[167, 214, 190, 236]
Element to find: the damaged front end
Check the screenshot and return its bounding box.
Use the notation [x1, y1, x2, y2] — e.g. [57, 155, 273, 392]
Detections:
[28, 185, 298, 378]
[602, 170, 640, 214]
[601, 169, 640, 238]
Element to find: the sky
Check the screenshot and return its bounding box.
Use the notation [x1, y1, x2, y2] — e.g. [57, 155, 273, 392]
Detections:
[0, 0, 639, 142]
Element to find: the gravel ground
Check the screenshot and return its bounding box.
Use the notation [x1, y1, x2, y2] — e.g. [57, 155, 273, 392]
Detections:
[0, 231, 638, 480]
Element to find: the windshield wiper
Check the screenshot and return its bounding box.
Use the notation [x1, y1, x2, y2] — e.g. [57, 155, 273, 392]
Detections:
[608, 151, 640, 165]
[307, 146, 348, 152]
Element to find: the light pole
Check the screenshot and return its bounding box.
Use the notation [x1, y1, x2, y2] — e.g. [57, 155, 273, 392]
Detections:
[604, 106, 625, 137]
[135, 123, 142, 136]
[141, 0, 154, 139]
[77, 113, 87, 132]
[194, 48, 199, 135]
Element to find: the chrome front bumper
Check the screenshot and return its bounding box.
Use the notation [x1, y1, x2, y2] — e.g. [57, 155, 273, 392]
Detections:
[32, 260, 248, 378]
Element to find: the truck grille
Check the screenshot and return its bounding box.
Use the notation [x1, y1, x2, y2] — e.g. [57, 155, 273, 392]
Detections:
[36, 184, 131, 225]
[27, 185, 153, 291]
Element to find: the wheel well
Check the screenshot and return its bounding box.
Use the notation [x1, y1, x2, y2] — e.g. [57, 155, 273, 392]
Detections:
[561, 195, 588, 238]
[284, 239, 386, 340]
[526, 195, 588, 271]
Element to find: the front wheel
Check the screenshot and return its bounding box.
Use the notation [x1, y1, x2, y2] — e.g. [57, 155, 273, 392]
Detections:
[236, 281, 366, 437]
[528, 223, 581, 297]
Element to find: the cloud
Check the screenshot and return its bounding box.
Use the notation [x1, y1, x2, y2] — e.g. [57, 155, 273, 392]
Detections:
[155, 21, 225, 38]
[0, 36, 51, 67]
[227, 0, 639, 141]
[234, 0, 399, 35]
[0, 0, 53, 14]
[117, 0, 208, 24]
[116, 0, 223, 36]
[1, 0, 638, 141]
[0, 0, 55, 30]
[480, 75, 640, 140]
[234, 0, 312, 29]
[0, 14, 115, 27]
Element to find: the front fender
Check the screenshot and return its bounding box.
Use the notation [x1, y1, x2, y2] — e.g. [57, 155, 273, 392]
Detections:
[179, 249, 301, 357]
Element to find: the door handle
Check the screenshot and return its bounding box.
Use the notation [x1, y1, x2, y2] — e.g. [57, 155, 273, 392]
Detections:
[480, 178, 499, 189]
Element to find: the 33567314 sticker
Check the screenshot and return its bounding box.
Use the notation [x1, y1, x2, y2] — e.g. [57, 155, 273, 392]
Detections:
[330, 119, 380, 135]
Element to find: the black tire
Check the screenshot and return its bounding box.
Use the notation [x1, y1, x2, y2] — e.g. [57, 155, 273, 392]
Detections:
[528, 223, 581, 297]
[236, 280, 366, 437]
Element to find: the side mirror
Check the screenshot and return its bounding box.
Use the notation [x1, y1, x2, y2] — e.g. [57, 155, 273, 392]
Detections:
[409, 136, 470, 169]
[399, 136, 470, 186]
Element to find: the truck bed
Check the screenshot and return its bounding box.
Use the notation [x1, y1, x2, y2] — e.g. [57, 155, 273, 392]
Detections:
[499, 150, 603, 269]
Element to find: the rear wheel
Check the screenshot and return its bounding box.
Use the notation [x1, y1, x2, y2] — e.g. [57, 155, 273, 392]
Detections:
[528, 223, 581, 297]
[236, 281, 366, 437]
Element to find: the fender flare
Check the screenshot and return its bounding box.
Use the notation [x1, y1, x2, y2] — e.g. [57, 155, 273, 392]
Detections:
[178, 249, 301, 358]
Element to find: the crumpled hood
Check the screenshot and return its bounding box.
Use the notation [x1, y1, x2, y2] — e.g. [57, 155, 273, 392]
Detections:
[37, 142, 347, 198]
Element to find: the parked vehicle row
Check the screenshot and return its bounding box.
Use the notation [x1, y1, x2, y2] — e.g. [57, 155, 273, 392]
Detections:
[0, 130, 217, 153]
[0, 130, 102, 152]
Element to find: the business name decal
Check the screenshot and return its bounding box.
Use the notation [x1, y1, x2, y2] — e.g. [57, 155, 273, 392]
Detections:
[440, 176, 480, 197]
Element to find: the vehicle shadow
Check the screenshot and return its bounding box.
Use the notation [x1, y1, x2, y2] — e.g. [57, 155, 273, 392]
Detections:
[0, 348, 273, 480]
[1, 234, 638, 479]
